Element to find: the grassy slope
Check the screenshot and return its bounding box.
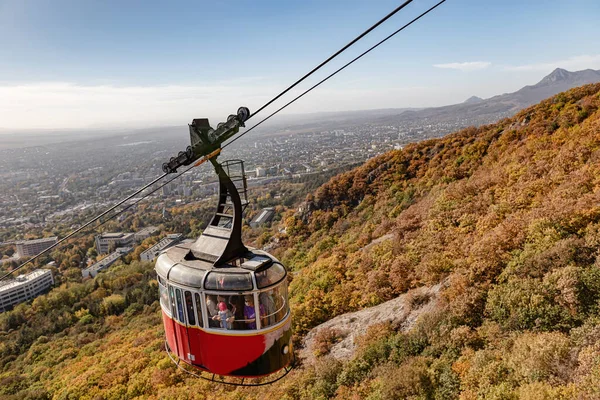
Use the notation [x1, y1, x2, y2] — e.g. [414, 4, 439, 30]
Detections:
[1, 83, 600, 399]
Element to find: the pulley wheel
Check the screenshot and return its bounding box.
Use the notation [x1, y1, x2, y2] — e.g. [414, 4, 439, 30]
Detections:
[237, 107, 250, 122]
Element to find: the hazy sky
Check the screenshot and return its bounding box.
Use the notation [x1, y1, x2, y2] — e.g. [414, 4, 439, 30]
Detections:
[0, 0, 599, 130]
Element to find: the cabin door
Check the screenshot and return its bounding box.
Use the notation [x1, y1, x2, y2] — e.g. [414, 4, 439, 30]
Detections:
[169, 287, 188, 360]
[182, 290, 200, 364]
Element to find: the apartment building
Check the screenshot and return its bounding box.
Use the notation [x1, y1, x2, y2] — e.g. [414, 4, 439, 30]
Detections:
[139, 233, 183, 262]
[15, 237, 58, 258]
[0, 269, 54, 312]
[95, 232, 135, 254]
[82, 247, 132, 278]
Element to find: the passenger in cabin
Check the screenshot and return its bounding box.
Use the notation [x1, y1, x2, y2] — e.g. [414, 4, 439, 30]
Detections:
[217, 295, 236, 314]
[206, 295, 219, 328]
[227, 295, 245, 330]
[219, 295, 240, 330]
[213, 301, 234, 329]
[243, 295, 265, 330]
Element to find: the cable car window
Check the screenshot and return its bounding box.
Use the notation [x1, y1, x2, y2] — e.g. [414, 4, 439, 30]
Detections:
[206, 294, 220, 328]
[175, 288, 185, 323]
[158, 276, 169, 314]
[204, 272, 253, 291]
[169, 286, 177, 318]
[194, 293, 204, 328]
[207, 294, 263, 330]
[184, 291, 196, 326]
[255, 263, 286, 289]
[259, 282, 289, 328]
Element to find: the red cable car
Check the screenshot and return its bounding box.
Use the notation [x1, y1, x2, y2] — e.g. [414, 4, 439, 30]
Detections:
[156, 145, 293, 384]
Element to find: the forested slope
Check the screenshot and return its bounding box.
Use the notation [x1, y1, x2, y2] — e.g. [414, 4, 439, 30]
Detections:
[2, 83, 600, 399]
[275, 82, 600, 399]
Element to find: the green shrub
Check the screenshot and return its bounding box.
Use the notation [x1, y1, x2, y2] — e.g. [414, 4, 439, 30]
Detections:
[485, 277, 576, 331]
[307, 357, 343, 399]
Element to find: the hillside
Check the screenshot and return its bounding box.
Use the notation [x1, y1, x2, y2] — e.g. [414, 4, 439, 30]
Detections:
[274, 82, 600, 398]
[2, 83, 600, 399]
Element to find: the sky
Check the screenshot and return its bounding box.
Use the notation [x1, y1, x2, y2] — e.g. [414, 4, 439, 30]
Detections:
[0, 0, 599, 130]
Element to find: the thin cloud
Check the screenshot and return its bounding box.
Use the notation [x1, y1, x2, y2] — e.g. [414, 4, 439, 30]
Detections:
[0, 81, 277, 130]
[505, 54, 600, 72]
[433, 61, 491, 72]
[0, 81, 457, 130]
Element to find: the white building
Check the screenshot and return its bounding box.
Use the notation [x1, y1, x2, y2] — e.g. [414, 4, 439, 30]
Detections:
[15, 237, 58, 258]
[140, 234, 183, 262]
[82, 247, 132, 278]
[95, 233, 135, 254]
[0, 269, 54, 312]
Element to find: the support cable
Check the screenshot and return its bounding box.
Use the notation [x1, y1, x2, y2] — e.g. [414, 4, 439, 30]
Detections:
[248, 0, 414, 120]
[225, 0, 447, 149]
[94, 165, 195, 232]
[0, 173, 168, 281]
[97, 0, 448, 236]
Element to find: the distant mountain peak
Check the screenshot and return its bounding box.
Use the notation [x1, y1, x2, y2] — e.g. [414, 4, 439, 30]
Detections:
[540, 68, 572, 84]
[464, 96, 484, 104]
[533, 67, 600, 88]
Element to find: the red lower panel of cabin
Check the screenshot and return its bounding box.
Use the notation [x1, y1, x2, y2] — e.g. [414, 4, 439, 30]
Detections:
[162, 310, 293, 377]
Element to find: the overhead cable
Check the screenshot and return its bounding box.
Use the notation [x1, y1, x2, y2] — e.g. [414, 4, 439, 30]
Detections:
[248, 0, 415, 120]
[101, 0, 449, 225]
[0, 173, 168, 281]
[225, 0, 447, 149]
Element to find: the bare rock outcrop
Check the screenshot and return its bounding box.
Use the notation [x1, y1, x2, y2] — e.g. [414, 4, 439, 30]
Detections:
[299, 282, 444, 365]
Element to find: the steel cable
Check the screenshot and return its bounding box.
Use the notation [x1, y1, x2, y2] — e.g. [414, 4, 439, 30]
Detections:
[224, 0, 447, 149]
[248, 0, 414, 120]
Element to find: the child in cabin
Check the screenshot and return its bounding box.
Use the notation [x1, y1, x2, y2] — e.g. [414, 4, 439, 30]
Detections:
[213, 300, 234, 329]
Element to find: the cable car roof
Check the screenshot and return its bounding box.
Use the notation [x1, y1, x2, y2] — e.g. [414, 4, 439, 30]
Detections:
[156, 243, 282, 289]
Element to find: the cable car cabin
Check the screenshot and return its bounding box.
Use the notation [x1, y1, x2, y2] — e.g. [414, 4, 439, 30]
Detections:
[156, 249, 292, 378]
[155, 155, 293, 380]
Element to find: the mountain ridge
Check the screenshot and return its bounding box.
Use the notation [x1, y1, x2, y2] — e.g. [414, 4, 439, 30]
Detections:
[372, 67, 600, 130]
[3, 68, 598, 150]
[533, 67, 600, 87]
